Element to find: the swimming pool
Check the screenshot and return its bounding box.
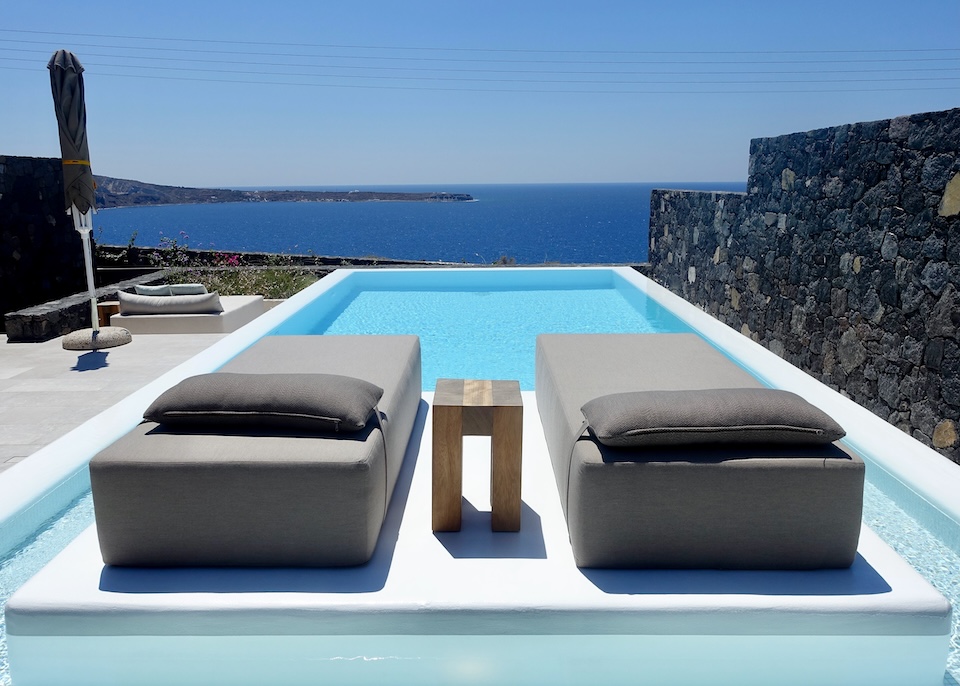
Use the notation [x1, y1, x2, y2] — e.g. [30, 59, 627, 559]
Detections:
[271, 268, 693, 389]
[1, 267, 959, 685]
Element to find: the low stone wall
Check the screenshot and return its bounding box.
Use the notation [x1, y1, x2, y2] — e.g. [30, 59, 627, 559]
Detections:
[648, 108, 960, 463]
[0, 156, 89, 332]
[4, 273, 166, 343]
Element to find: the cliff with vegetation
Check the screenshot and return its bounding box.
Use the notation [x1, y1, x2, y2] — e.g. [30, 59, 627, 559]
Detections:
[94, 176, 473, 208]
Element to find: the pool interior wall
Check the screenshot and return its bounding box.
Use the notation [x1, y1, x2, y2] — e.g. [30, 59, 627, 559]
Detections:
[1, 267, 959, 685]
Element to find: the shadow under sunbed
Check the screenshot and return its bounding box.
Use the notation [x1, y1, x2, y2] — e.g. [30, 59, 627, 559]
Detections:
[580, 553, 891, 596]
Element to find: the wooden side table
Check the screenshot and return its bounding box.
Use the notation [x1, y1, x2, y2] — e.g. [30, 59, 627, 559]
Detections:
[97, 301, 121, 328]
[432, 379, 523, 532]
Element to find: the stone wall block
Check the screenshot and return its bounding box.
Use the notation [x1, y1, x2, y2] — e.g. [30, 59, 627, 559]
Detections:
[921, 236, 946, 260]
[922, 154, 956, 191]
[887, 165, 904, 196]
[943, 378, 960, 408]
[940, 173, 960, 217]
[875, 141, 897, 165]
[926, 284, 958, 339]
[902, 186, 927, 216]
[838, 328, 868, 373]
[933, 420, 958, 449]
[878, 272, 899, 306]
[926, 339, 945, 370]
[921, 261, 951, 295]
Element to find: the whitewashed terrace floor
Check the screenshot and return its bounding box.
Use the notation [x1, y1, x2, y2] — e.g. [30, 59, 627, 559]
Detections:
[0, 333, 227, 475]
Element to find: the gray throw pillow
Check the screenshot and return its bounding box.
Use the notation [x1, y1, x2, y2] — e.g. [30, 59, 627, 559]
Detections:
[118, 291, 224, 315]
[581, 388, 846, 447]
[134, 284, 173, 296]
[170, 283, 208, 295]
[144, 372, 384, 433]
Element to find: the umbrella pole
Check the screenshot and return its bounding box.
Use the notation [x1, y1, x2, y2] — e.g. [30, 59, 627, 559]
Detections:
[70, 206, 100, 334]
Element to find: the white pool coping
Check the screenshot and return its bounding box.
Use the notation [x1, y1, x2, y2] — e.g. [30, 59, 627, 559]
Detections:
[5, 391, 952, 686]
[2, 266, 959, 686]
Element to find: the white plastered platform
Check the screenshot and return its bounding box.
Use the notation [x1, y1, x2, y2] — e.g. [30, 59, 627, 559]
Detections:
[5, 392, 952, 686]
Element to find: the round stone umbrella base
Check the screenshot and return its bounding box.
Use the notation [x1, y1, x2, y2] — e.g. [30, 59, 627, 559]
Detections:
[62, 327, 133, 351]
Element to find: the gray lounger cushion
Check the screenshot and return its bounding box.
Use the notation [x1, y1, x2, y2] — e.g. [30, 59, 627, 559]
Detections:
[90, 335, 422, 567]
[134, 283, 208, 296]
[110, 295, 265, 334]
[118, 290, 223, 315]
[144, 372, 383, 433]
[169, 283, 208, 295]
[134, 284, 173, 296]
[581, 388, 845, 447]
[536, 333, 864, 570]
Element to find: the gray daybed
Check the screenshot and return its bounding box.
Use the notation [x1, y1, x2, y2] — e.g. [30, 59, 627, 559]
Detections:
[89, 334, 421, 567]
[535, 333, 864, 570]
[110, 293, 267, 334]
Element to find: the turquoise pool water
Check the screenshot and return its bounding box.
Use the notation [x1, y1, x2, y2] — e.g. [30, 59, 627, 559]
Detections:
[1, 267, 959, 685]
[275, 285, 691, 389]
[272, 268, 692, 390]
[0, 493, 93, 686]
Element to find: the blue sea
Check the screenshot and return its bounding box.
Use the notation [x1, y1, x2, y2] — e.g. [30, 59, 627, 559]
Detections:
[94, 182, 745, 264]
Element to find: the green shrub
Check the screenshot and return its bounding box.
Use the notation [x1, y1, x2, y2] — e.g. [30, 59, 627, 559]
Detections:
[166, 267, 320, 299]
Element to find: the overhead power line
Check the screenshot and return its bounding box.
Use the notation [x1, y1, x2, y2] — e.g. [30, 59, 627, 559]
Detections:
[5, 45, 960, 75]
[3, 27, 959, 56]
[3, 54, 959, 87]
[3, 62, 958, 95]
[3, 27, 958, 95]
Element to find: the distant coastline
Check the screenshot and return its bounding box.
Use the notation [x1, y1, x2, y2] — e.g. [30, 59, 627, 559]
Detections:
[94, 175, 474, 209]
[94, 183, 747, 264]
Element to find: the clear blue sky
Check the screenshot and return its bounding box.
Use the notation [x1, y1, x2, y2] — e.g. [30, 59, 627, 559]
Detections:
[2, 0, 958, 188]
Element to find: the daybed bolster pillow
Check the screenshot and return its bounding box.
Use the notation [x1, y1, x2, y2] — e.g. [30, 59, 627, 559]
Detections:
[144, 372, 384, 433]
[134, 284, 173, 296]
[581, 388, 846, 447]
[118, 290, 224, 315]
[169, 283, 208, 295]
[133, 283, 207, 296]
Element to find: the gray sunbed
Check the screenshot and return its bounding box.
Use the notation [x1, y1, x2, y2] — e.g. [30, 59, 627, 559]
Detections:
[90, 335, 421, 567]
[535, 333, 864, 569]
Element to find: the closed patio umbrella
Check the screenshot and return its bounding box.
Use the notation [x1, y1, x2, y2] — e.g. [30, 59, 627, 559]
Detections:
[48, 49, 130, 350]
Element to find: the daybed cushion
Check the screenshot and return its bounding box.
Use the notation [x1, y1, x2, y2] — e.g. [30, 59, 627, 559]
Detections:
[134, 284, 173, 296]
[134, 283, 207, 296]
[581, 388, 846, 447]
[143, 372, 384, 433]
[170, 283, 208, 295]
[118, 290, 223, 315]
[110, 295, 265, 334]
[536, 333, 864, 570]
[89, 335, 422, 567]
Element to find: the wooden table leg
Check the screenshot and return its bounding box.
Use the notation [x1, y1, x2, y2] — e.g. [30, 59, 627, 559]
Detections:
[491, 404, 522, 532]
[97, 301, 120, 328]
[432, 404, 463, 532]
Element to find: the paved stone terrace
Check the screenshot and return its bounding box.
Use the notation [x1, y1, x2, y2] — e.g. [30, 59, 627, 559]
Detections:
[0, 332, 226, 474]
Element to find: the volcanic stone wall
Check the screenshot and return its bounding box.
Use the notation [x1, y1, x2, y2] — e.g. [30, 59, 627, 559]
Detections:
[648, 108, 960, 463]
[0, 155, 88, 333]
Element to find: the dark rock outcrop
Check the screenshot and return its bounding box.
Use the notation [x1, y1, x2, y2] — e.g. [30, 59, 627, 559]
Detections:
[94, 176, 473, 208]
